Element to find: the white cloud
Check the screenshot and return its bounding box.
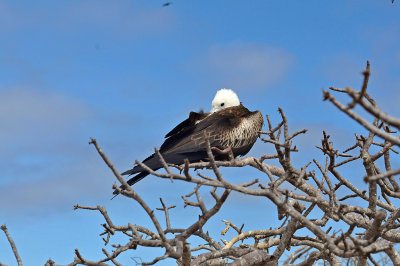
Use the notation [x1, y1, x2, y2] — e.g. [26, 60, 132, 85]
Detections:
[0, 88, 93, 190]
[0, 159, 108, 214]
[0, 88, 91, 153]
[0, 1, 176, 37]
[65, 1, 176, 36]
[0, 88, 117, 215]
[201, 43, 295, 90]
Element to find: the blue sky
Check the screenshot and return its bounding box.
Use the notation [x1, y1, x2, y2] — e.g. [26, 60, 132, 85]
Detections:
[0, 0, 399, 265]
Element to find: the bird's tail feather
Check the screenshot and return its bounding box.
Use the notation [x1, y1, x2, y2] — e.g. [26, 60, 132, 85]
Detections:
[123, 152, 208, 176]
[127, 171, 149, 186]
[112, 171, 150, 197]
[113, 151, 208, 198]
[121, 153, 160, 176]
[112, 154, 161, 197]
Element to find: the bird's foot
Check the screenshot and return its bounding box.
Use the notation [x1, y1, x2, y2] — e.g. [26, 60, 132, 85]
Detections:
[211, 145, 234, 160]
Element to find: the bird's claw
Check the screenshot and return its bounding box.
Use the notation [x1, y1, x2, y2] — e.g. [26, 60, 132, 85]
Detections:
[211, 145, 234, 160]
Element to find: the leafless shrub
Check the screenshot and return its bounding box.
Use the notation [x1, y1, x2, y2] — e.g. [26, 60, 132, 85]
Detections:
[2, 62, 400, 265]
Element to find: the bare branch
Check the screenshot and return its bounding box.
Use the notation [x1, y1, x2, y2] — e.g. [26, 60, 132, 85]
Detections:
[323, 91, 400, 146]
[47, 62, 400, 265]
[1, 225, 22, 266]
[364, 169, 400, 182]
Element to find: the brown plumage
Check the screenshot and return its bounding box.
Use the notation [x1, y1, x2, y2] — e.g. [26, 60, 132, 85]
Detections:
[164, 110, 208, 138]
[119, 104, 263, 190]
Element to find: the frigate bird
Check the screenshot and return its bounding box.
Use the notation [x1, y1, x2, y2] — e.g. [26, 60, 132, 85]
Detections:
[118, 89, 263, 191]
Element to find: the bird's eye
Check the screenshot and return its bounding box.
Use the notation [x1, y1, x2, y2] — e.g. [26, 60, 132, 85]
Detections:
[220, 103, 225, 107]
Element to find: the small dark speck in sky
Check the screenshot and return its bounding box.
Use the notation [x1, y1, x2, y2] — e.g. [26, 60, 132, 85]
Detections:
[163, 2, 171, 7]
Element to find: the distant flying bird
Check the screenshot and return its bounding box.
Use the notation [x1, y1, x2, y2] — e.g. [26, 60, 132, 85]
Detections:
[117, 89, 263, 192]
[162, 2, 171, 7]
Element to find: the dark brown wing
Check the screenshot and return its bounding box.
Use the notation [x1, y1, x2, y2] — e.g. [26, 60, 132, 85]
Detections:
[119, 105, 261, 189]
[160, 105, 249, 155]
[164, 110, 208, 138]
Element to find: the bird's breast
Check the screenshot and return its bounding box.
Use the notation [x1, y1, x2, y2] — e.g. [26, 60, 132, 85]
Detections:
[223, 112, 263, 148]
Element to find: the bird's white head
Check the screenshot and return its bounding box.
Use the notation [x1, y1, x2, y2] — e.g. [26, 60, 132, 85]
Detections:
[210, 88, 240, 113]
